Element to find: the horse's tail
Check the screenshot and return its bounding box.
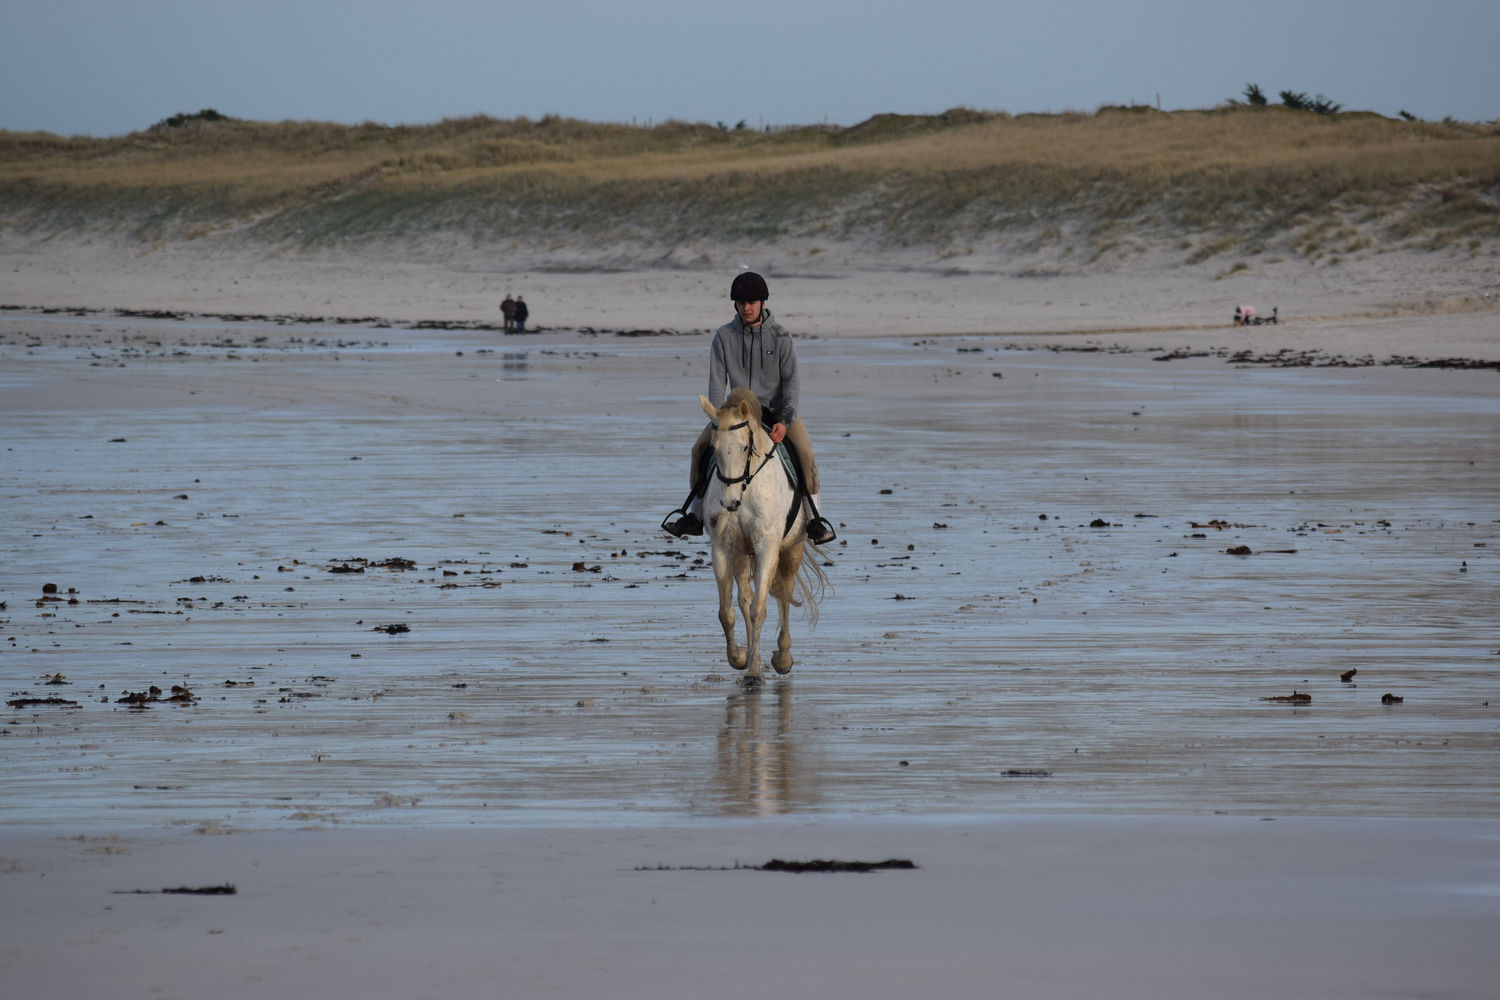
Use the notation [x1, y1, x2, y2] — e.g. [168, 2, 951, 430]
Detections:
[792, 540, 831, 628]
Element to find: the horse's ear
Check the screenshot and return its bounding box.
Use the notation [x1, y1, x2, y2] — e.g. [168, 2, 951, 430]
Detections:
[699, 395, 717, 419]
[737, 401, 750, 419]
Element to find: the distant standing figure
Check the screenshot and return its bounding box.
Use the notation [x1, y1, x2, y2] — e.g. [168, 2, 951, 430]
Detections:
[514, 296, 529, 334]
[501, 294, 517, 333]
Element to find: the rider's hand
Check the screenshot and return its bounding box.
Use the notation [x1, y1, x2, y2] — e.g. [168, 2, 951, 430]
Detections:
[769, 423, 787, 443]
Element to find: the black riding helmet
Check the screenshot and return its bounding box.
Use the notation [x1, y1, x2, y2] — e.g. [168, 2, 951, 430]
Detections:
[729, 271, 769, 303]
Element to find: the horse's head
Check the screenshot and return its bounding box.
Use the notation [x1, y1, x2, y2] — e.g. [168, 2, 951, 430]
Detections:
[700, 390, 767, 512]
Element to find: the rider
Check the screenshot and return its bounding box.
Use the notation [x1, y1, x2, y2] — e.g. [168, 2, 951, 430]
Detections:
[663, 271, 836, 545]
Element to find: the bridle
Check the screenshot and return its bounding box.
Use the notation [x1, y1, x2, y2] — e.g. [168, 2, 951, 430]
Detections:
[712, 417, 777, 511]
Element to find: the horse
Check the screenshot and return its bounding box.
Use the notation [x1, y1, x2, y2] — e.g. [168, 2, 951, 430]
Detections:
[699, 388, 828, 683]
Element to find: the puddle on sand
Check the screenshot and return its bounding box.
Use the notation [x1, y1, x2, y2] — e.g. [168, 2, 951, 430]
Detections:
[2, 318, 1497, 828]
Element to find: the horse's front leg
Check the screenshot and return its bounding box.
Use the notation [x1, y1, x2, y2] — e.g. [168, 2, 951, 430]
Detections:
[743, 546, 778, 681]
[713, 550, 746, 670]
[735, 558, 753, 645]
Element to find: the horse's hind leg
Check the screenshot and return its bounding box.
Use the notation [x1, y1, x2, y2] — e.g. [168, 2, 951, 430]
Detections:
[771, 545, 801, 674]
[771, 592, 794, 674]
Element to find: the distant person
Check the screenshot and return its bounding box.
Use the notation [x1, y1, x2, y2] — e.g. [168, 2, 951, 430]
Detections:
[501, 294, 517, 333]
[1234, 304, 1277, 326]
[662, 271, 835, 544]
[514, 296, 529, 334]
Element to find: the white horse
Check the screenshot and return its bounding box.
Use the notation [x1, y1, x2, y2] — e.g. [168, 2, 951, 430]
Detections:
[699, 388, 828, 683]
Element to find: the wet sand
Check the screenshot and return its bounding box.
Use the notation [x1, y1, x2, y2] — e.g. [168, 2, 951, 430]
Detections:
[4, 311, 1496, 823]
[2, 303, 1498, 997]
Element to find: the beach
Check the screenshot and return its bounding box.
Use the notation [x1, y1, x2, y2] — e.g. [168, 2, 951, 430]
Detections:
[4, 816, 1497, 1000]
[2, 238, 1498, 997]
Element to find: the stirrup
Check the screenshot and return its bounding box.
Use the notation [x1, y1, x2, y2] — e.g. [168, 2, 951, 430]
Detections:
[800, 492, 836, 544]
[806, 516, 837, 544]
[662, 510, 703, 537]
[661, 488, 704, 537]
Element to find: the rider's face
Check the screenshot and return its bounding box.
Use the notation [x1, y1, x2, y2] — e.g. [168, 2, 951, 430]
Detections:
[735, 300, 763, 324]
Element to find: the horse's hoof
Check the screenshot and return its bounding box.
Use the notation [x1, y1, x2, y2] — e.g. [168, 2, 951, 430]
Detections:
[772, 653, 793, 675]
[728, 650, 747, 670]
[741, 673, 764, 689]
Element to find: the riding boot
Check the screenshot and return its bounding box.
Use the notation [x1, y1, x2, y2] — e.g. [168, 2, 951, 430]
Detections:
[803, 493, 836, 545]
[662, 445, 712, 538]
[662, 492, 704, 537]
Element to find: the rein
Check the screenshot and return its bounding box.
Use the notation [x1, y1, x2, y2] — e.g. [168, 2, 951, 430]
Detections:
[712, 419, 778, 494]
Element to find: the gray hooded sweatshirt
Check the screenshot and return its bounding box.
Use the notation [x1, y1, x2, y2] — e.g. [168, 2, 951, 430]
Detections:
[706, 307, 801, 426]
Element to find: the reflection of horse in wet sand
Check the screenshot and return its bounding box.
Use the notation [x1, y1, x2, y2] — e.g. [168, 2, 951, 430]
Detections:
[715, 685, 799, 815]
[700, 389, 828, 684]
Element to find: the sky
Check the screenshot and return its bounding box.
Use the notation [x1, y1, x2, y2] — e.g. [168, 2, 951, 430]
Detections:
[3, 0, 1498, 137]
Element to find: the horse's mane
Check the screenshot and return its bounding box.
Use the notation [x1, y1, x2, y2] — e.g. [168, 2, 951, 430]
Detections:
[721, 387, 763, 425]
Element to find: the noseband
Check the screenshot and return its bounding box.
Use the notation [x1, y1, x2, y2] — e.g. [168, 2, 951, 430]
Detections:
[712, 418, 778, 510]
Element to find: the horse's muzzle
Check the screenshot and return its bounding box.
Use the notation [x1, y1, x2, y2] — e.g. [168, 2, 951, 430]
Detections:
[720, 498, 741, 512]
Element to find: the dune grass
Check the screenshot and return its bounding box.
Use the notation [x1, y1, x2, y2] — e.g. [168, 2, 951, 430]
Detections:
[2, 108, 1497, 256]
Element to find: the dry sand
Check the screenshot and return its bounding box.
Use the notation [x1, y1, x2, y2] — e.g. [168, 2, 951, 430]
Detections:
[3, 817, 1496, 1000]
[2, 236, 1498, 997]
[5, 233, 1499, 352]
